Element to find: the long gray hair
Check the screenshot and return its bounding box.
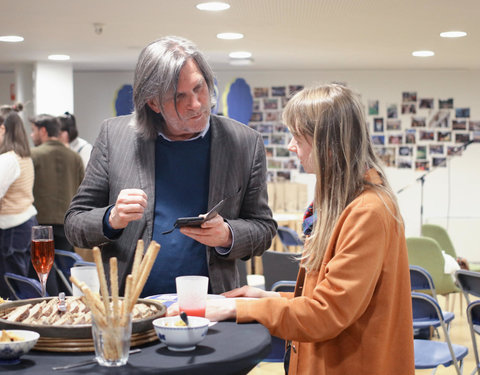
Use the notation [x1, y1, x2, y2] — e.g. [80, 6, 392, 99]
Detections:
[133, 36, 216, 140]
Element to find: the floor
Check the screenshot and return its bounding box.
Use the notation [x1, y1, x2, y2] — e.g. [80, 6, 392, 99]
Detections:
[248, 293, 478, 375]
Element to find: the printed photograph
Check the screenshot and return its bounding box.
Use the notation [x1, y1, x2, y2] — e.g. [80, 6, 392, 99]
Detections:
[419, 98, 434, 109]
[271, 133, 287, 145]
[416, 145, 427, 159]
[373, 117, 384, 132]
[262, 134, 270, 145]
[419, 130, 435, 141]
[415, 160, 430, 171]
[274, 124, 288, 132]
[388, 134, 403, 145]
[402, 91, 417, 102]
[271, 86, 286, 97]
[401, 103, 416, 115]
[375, 147, 396, 167]
[405, 129, 416, 144]
[276, 147, 290, 157]
[397, 157, 413, 169]
[372, 135, 385, 145]
[253, 87, 269, 98]
[437, 131, 452, 142]
[469, 120, 480, 131]
[259, 124, 273, 133]
[288, 85, 304, 97]
[277, 171, 291, 181]
[439, 98, 454, 109]
[432, 157, 447, 168]
[386, 119, 401, 131]
[263, 98, 279, 110]
[283, 159, 298, 169]
[281, 97, 290, 108]
[412, 116, 426, 128]
[473, 131, 480, 142]
[452, 119, 467, 130]
[399, 146, 413, 156]
[368, 100, 379, 115]
[447, 146, 462, 156]
[429, 144, 444, 155]
[252, 99, 261, 111]
[268, 159, 283, 169]
[265, 147, 274, 157]
[250, 112, 263, 122]
[265, 112, 280, 122]
[428, 110, 450, 128]
[455, 108, 470, 118]
[387, 103, 398, 118]
[455, 133, 470, 143]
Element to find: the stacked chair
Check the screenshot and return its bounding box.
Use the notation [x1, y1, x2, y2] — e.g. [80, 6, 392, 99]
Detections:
[276, 226, 304, 252]
[4, 272, 45, 299]
[455, 269, 480, 374]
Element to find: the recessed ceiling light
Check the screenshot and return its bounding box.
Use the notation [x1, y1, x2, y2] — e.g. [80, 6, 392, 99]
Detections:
[229, 51, 252, 59]
[196, 2, 230, 11]
[440, 31, 467, 38]
[0, 35, 24, 43]
[412, 50, 435, 57]
[48, 54, 71, 61]
[217, 32, 244, 40]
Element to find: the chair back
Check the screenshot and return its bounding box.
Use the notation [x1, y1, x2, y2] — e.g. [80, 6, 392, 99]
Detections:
[467, 300, 480, 373]
[412, 292, 467, 375]
[410, 265, 437, 300]
[236, 260, 248, 287]
[3, 272, 45, 299]
[277, 226, 303, 251]
[455, 269, 480, 304]
[262, 250, 300, 291]
[421, 224, 457, 259]
[54, 249, 93, 295]
[407, 237, 459, 296]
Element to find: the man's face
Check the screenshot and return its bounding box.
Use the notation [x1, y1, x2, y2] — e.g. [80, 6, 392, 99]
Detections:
[149, 59, 211, 141]
[30, 124, 42, 146]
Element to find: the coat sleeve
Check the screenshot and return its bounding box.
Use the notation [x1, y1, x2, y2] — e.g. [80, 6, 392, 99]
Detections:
[236, 202, 389, 342]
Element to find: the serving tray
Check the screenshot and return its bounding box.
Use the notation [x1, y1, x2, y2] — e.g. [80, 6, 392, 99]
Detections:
[0, 297, 165, 352]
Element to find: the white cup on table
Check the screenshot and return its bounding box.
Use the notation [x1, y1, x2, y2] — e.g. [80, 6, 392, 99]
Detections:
[175, 276, 209, 317]
[70, 266, 100, 296]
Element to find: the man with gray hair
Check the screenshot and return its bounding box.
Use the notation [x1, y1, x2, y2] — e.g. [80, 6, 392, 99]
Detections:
[65, 36, 276, 296]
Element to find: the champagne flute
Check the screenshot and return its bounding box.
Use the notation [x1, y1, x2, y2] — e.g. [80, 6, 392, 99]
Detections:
[31, 225, 55, 297]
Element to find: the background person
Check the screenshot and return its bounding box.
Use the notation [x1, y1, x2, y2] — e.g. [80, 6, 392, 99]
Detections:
[64, 36, 276, 297]
[0, 108, 38, 299]
[190, 84, 414, 375]
[57, 112, 93, 168]
[30, 114, 84, 252]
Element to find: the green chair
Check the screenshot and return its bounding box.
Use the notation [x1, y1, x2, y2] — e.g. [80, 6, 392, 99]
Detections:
[422, 223, 480, 272]
[407, 237, 461, 311]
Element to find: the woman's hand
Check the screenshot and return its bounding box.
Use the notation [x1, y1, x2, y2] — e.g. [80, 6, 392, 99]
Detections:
[166, 299, 237, 322]
[222, 285, 280, 299]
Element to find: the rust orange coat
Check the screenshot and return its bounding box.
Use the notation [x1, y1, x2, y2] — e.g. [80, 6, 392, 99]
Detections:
[236, 172, 414, 375]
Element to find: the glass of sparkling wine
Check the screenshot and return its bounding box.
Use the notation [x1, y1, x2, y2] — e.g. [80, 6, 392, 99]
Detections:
[31, 225, 55, 297]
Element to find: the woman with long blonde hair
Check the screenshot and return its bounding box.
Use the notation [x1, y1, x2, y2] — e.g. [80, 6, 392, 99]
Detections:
[170, 84, 414, 375]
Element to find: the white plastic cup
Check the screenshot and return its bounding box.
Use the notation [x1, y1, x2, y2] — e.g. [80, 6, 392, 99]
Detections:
[175, 276, 209, 317]
[70, 266, 100, 296]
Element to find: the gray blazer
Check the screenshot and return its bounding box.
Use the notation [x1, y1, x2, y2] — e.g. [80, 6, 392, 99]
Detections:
[64, 114, 277, 294]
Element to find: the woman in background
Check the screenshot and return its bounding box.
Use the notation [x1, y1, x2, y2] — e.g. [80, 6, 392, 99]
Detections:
[57, 112, 92, 168]
[0, 108, 38, 299]
[178, 84, 414, 374]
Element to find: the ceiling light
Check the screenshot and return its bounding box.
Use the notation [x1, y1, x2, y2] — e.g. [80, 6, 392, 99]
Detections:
[0, 35, 24, 43]
[217, 32, 244, 40]
[440, 31, 467, 38]
[412, 50, 434, 57]
[196, 2, 230, 11]
[229, 51, 252, 59]
[48, 54, 71, 61]
[229, 58, 253, 66]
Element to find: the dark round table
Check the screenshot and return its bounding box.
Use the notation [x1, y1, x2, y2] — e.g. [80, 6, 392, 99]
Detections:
[0, 321, 271, 375]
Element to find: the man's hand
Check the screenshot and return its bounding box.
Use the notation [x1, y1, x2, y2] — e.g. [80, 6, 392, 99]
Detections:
[109, 189, 147, 229]
[179, 214, 232, 248]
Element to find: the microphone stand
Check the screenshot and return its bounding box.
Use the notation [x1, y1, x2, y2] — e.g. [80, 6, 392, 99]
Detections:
[396, 139, 475, 233]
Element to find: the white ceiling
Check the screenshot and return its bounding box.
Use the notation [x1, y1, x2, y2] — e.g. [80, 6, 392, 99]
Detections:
[1, 0, 478, 72]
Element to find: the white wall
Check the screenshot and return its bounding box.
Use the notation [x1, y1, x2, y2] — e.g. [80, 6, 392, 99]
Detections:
[1, 68, 479, 261]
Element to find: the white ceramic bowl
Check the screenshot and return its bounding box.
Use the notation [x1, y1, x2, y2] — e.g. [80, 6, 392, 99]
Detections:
[152, 316, 209, 351]
[0, 330, 40, 364]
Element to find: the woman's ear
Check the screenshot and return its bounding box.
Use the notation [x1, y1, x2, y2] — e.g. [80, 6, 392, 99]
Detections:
[147, 98, 161, 113]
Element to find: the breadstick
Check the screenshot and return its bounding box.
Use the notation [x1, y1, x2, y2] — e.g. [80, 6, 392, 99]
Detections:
[131, 239, 144, 286]
[121, 275, 133, 326]
[110, 257, 120, 325]
[93, 247, 113, 325]
[131, 242, 161, 309]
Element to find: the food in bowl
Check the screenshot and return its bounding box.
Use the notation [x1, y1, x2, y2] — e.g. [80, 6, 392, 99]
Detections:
[0, 330, 39, 364]
[152, 316, 209, 351]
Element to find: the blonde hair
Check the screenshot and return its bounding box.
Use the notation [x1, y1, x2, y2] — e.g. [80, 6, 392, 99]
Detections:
[282, 84, 401, 271]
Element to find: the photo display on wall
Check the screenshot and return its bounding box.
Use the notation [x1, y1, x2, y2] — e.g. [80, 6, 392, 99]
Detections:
[248, 85, 304, 182]
[370, 91, 478, 171]
[247, 84, 479, 180]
